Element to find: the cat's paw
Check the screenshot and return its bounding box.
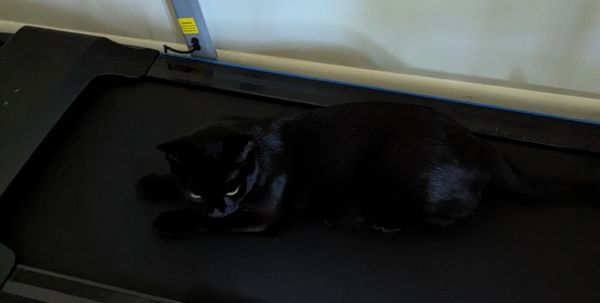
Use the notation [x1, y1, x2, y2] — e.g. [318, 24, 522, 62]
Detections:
[153, 209, 207, 237]
[136, 173, 181, 201]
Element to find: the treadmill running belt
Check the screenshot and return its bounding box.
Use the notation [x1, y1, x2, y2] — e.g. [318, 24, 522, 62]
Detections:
[2, 79, 600, 303]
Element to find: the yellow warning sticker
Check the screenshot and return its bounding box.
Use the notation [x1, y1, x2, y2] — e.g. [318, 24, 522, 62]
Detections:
[178, 18, 199, 34]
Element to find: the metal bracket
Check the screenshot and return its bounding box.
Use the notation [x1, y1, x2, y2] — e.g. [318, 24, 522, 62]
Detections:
[168, 0, 217, 59]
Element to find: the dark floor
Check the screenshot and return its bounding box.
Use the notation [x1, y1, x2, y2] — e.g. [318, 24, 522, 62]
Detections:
[2, 79, 600, 303]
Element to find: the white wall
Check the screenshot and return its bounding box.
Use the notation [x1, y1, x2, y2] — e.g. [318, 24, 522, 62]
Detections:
[1, 0, 599, 95]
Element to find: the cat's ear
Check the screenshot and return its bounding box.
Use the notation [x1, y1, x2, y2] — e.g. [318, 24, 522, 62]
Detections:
[226, 135, 256, 166]
[156, 138, 194, 157]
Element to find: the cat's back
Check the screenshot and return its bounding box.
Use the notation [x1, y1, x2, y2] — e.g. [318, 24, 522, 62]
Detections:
[278, 101, 489, 171]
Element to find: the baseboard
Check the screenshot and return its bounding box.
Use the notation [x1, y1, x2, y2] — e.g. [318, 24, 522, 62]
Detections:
[1, 19, 599, 122]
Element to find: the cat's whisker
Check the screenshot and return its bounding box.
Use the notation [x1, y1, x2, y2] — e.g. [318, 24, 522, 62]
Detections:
[237, 205, 261, 214]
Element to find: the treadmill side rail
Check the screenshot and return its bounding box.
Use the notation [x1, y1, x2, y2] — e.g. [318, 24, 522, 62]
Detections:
[0, 243, 15, 288]
[0, 26, 158, 197]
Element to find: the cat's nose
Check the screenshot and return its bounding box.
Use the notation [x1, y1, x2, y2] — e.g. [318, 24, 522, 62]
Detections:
[208, 208, 225, 218]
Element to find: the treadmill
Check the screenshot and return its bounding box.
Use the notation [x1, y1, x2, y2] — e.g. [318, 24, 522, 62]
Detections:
[1, 26, 600, 303]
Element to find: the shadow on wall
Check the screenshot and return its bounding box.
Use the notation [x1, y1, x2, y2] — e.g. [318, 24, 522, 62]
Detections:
[473, 1, 600, 98]
[355, 0, 600, 97]
[232, 28, 600, 99]
[549, 0, 599, 92]
[243, 29, 407, 72]
[211, 0, 600, 97]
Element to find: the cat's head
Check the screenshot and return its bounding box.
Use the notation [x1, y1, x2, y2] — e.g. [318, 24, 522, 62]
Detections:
[157, 129, 257, 218]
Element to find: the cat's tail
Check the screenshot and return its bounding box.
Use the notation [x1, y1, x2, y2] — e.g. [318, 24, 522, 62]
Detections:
[491, 155, 598, 205]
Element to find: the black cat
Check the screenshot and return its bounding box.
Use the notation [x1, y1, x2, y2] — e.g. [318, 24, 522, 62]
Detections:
[137, 102, 553, 237]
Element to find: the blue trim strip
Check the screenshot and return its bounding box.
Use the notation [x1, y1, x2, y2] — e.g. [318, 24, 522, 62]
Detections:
[161, 53, 600, 126]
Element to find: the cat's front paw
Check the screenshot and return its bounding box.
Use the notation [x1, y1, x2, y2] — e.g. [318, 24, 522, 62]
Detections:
[154, 209, 207, 237]
[136, 173, 181, 201]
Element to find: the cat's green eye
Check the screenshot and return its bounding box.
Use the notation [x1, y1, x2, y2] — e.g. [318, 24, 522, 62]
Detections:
[225, 184, 241, 197]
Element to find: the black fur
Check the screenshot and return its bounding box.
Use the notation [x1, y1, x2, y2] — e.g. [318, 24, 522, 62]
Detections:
[138, 102, 577, 237]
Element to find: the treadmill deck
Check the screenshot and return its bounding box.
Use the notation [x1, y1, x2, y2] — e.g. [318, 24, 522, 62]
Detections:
[2, 79, 600, 302]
